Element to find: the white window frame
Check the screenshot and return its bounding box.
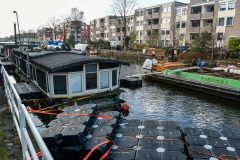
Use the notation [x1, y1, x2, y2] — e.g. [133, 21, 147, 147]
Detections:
[228, 1, 235, 10]
[51, 74, 68, 98]
[167, 6, 171, 12]
[99, 70, 110, 92]
[162, 17, 166, 24]
[220, 2, 226, 11]
[218, 17, 225, 26]
[84, 63, 99, 94]
[182, 8, 187, 15]
[68, 73, 83, 97]
[166, 17, 170, 24]
[163, 6, 167, 12]
[111, 68, 119, 89]
[177, 9, 181, 16]
[226, 17, 233, 26]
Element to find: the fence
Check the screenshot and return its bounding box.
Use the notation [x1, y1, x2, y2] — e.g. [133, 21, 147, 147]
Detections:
[1, 63, 53, 160]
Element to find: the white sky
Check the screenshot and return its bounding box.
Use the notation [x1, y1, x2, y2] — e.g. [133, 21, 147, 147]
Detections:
[0, 0, 189, 37]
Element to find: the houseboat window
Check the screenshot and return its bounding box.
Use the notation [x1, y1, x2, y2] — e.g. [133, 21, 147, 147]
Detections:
[53, 75, 67, 94]
[71, 74, 82, 94]
[112, 69, 117, 87]
[100, 71, 109, 89]
[32, 66, 36, 81]
[85, 64, 97, 90]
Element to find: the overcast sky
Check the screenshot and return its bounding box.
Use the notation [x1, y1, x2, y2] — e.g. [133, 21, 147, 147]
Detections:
[0, 0, 189, 37]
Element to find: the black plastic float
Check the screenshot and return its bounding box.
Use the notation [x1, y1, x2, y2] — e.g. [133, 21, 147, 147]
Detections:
[40, 104, 240, 160]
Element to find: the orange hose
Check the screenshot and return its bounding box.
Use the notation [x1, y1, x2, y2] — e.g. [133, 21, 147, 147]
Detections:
[27, 108, 113, 119]
[83, 140, 111, 160]
[30, 151, 42, 160]
[100, 145, 112, 160]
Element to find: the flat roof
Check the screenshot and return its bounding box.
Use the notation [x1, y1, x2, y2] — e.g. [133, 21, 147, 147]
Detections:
[29, 52, 130, 72]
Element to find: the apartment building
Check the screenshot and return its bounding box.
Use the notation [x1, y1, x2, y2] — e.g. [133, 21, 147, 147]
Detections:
[90, 0, 239, 47]
[90, 15, 134, 47]
[187, 0, 239, 47]
[37, 21, 90, 44]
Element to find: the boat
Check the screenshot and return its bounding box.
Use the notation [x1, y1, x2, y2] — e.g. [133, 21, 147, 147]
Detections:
[6, 49, 130, 103]
[142, 59, 240, 101]
[142, 58, 190, 72]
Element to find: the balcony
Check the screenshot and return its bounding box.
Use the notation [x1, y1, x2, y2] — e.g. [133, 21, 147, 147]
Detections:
[189, 14, 201, 20]
[201, 12, 214, 19]
[191, 6, 201, 14]
[202, 19, 213, 27]
[189, 27, 200, 33]
[145, 25, 152, 30]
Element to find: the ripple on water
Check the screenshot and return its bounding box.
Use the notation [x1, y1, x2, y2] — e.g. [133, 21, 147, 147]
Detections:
[120, 64, 240, 131]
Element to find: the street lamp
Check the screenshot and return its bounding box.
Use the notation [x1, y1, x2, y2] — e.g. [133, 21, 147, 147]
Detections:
[13, 11, 22, 52]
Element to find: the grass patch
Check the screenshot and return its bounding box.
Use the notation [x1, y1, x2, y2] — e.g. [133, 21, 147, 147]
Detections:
[0, 148, 7, 160]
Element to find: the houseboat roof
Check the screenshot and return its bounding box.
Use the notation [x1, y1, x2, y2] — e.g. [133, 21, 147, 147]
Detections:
[29, 52, 130, 72]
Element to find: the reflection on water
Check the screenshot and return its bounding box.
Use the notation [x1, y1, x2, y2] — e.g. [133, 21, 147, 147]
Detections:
[120, 64, 240, 132]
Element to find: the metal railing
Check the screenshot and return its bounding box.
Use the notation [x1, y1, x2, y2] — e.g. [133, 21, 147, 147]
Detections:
[1, 63, 53, 160]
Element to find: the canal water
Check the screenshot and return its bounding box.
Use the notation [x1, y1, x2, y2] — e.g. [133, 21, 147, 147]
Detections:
[119, 63, 240, 132]
[30, 61, 240, 133]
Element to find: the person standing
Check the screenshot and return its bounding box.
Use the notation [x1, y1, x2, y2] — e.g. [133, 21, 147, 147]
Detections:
[151, 49, 156, 59]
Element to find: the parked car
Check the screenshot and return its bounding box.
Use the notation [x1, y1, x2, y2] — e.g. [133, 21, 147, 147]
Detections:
[174, 46, 190, 52]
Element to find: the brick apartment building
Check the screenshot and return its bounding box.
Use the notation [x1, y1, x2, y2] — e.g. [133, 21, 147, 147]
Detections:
[37, 21, 90, 44]
[90, 0, 240, 48]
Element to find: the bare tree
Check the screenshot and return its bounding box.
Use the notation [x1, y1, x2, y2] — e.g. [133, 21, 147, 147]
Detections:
[69, 8, 84, 44]
[147, 32, 161, 48]
[37, 25, 45, 40]
[70, 8, 85, 21]
[170, 5, 177, 47]
[47, 17, 60, 40]
[109, 0, 138, 50]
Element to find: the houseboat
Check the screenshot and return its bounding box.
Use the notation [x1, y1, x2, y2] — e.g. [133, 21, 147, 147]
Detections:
[9, 49, 130, 100]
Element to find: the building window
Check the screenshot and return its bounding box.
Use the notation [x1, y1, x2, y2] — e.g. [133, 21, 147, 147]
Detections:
[85, 64, 97, 90]
[165, 40, 169, 46]
[163, 6, 167, 12]
[162, 17, 166, 24]
[226, 17, 233, 26]
[161, 29, 165, 35]
[70, 74, 82, 94]
[182, 8, 187, 15]
[100, 71, 109, 89]
[53, 75, 67, 95]
[166, 29, 170, 35]
[167, 6, 171, 12]
[181, 21, 186, 28]
[220, 2, 226, 11]
[228, 1, 235, 10]
[176, 22, 180, 28]
[217, 33, 223, 40]
[177, 9, 181, 16]
[218, 18, 225, 26]
[112, 69, 117, 87]
[166, 17, 170, 24]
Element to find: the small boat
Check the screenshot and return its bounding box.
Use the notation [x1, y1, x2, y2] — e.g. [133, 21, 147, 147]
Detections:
[143, 58, 190, 72]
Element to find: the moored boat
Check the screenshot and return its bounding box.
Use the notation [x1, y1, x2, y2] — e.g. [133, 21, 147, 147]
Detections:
[8, 49, 130, 100]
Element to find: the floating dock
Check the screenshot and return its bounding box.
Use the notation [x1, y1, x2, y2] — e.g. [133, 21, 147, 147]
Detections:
[40, 104, 240, 160]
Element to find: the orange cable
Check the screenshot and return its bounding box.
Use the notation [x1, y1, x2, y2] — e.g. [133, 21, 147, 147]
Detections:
[100, 144, 112, 160]
[27, 108, 113, 119]
[83, 140, 111, 160]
